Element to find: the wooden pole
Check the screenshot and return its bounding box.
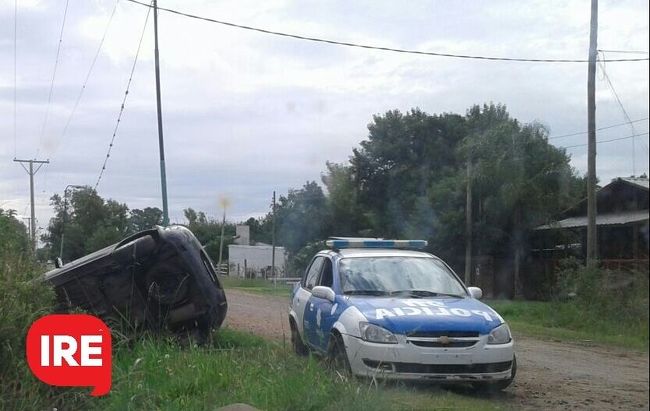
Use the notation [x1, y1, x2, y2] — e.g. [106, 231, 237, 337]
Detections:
[586, 0, 598, 266]
[464, 161, 473, 284]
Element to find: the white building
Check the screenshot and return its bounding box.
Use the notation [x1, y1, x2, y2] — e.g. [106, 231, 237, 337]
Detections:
[228, 244, 287, 278]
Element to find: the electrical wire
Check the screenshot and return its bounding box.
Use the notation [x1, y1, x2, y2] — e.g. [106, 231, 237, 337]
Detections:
[95, 2, 152, 191]
[123, 0, 649, 63]
[37, 0, 70, 157]
[598, 49, 649, 55]
[562, 132, 649, 149]
[598, 51, 646, 174]
[548, 117, 649, 140]
[57, 0, 120, 154]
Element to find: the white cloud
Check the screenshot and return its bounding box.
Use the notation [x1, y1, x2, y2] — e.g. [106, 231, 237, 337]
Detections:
[0, 0, 647, 231]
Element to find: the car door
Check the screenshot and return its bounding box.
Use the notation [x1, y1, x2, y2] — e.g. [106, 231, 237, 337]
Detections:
[293, 256, 324, 340]
[304, 257, 337, 352]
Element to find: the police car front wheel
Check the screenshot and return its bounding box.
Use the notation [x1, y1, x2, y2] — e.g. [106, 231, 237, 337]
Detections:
[328, 334, 351, 374]
[472, 355, 517, 392]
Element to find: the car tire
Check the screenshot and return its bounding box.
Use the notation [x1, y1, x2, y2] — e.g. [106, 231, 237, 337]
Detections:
[472, 355, 517, 392]
[328, 333, 351, 374]
[290, 318, 308, 356]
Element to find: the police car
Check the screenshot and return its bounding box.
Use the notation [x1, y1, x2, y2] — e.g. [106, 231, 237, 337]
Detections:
[288, 239, 516, 390]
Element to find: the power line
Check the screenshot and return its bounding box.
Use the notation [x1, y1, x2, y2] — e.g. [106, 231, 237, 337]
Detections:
[548, 117, 649, 140]
[37, 0, 70, 157]
[598, 49, 649, 55]
[562, 132, 649, 149]
[599, 51, 644, 174]
[123, 0, 649, 63]
[57, 0, 120, 155]
[95, 1, 152, 191]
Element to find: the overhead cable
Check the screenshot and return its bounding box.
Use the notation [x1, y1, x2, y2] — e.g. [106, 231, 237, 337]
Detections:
[37, 0, 70, 157]
[548, 117, 649, 140]
[58, 0, 120, 153]
[123, 0, 648, 63]
[562, 132, 649, 149]
[95, 2, 152, 190]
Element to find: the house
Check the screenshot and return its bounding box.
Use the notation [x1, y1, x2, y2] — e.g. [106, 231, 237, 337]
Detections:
[534, 176, 649, 270]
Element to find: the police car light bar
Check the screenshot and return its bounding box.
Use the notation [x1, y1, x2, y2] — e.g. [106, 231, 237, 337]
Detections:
[325, 239, 428, 249]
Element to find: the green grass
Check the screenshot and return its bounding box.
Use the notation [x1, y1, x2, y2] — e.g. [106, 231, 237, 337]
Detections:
[488, 300, 649, 351]
[220, 275, 294, 298]
[5, 328, 509, 411]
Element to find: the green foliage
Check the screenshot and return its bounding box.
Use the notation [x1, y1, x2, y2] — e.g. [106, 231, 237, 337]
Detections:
[0, 209, 30, 258]
[288, 240, 327, 276]
[0, 236, 73, 409]
[275, 181, 329, 255]
[129, 207, 163, 232]
[183, 207, 236, 263]
[41, 187, 132, 262]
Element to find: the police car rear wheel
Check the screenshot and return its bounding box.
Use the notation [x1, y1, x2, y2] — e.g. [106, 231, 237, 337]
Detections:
[328, 334, 351, 374]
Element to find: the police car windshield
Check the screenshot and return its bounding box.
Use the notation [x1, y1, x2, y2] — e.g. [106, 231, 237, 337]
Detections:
[339, 256, 466, 297]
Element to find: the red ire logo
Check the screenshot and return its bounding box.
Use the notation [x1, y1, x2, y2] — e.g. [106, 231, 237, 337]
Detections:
[26, 314, 112, 396]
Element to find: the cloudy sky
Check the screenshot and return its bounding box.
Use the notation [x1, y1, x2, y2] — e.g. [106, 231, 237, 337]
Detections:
[0, 0, 648, 234]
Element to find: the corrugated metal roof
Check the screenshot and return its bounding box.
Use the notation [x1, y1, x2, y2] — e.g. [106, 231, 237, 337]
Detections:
[535, 209, 649, 230]
[618, 177, 649, 190]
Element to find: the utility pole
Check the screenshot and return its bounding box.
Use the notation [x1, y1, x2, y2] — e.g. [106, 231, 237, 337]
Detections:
[14, 158, 49, 250]
[271, 191, 276, 281]
[153, 0, 169, 226]
[464, 160, 472, 284]
[586, 0, 598, 266]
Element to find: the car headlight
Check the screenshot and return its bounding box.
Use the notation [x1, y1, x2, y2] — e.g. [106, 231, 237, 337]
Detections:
[359, 322, 398, 344]
[487, 323, 512, 344]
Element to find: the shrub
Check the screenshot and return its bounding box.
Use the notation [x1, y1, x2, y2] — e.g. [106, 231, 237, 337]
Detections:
[554, 259, 649, 340]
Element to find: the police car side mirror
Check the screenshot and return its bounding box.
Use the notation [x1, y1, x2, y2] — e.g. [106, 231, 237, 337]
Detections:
[312, 286, 335, 302]
[468, 287, 483, 299]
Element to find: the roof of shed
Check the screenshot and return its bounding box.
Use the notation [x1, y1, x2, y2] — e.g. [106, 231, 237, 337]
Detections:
[535, 209, 649, 230]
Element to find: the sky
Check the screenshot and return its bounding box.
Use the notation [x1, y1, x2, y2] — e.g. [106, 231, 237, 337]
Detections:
[0, 0, 648, 236]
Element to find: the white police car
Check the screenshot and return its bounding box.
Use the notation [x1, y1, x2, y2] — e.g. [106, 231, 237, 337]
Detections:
[288, 239, 516, 390]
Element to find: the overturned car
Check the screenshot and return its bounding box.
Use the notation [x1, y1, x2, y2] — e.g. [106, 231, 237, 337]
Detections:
[44, 225, 227, 341]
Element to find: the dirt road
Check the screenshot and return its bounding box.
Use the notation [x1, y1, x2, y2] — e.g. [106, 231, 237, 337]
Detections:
[224, 289, 649, 410]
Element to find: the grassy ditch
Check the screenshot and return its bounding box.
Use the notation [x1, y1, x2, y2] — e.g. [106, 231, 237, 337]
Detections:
[488, 299, 649, 351]
[4, 325, 507, 411]
[492, 263, 649, 351]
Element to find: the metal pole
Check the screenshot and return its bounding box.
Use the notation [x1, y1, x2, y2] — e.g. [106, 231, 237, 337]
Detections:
[153, 0, 169, 226]
[586, 0, 598, 266]
[271, 191, 276, 281]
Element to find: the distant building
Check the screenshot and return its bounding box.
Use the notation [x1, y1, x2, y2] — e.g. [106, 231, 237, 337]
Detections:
[534, 176, 649, 264]
[227, 224, 286, 278]
[499, 176, 650, 299]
